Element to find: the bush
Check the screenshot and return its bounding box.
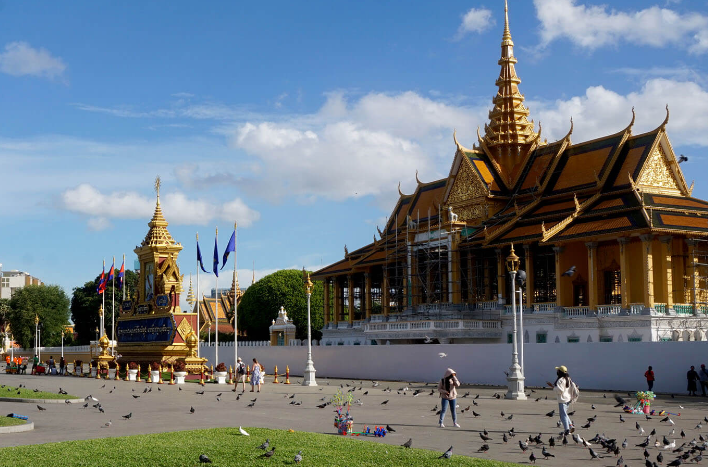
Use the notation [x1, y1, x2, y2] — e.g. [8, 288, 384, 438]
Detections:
[150, 361, 161, 371]
[173, 360, 186, 372]
[215, 362, 227, 372]
[128, 361, 138, 370]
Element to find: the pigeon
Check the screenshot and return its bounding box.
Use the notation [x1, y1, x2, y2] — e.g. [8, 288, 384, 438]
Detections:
[196, 391, 204, 395]
[614, 394, 628, 407]
[562, 265, 576, 277]
[402, 438, 412, 448]
[81, 403, 88, 409]
[619, 415, 625, 423]
[294, 451, 302, 463]
[562, 435, 568, 446]
[142, 388, 148, 394]
[190, 406, 195, 414]
[480, 432, 493, 442]
[478, 444, 489, 453]
[257, 439, 270, 450]
[247, 402, 256, 408]
[122, 412, 132, 419]
[423, 336, 433, 343]
[132, 395, 140, 399]
[666, 459, 682, 466]
[381, 400, 389, 405]
[546, 410, 555, 417]
[591, 404, 596, 410]
[239, 426, 250, 436]
[259, 447, 276, 458]
[678, 154, 688, 164]
[102, 420, 112, 428]
[438, 446, 453, 459]
[657, 452, 664, 464]
[529, 452, 537, 463]
[616, 456, 624, 466]
[438, 353, 447, 358]
[472, 411, 480, 417]
[589, 447, 601, 459]
[548, 437, 555, 447]
[386, 424, 396, 432]
[519, 440, 529, 452]
[199, 454, 212, 463]
[37, 405, 46, 411]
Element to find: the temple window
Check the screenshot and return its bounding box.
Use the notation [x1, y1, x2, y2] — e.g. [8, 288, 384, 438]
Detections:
[370, 271, 382, 314]
[352, 276, 363, 320]
[535, 332, 547, 343]
[567, 336, 580, 343]
[604, 269, 622, 305]
[600, 336, 613, 343]
[628, 336, 642, 342]
[533, 246, 556, 303]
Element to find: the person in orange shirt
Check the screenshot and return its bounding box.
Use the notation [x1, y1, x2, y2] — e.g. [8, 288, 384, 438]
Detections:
[644, 366, 655, 391]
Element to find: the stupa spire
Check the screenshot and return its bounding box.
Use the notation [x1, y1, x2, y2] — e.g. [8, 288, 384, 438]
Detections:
[141, 175, 176, 247]
[482, 0, 539, 182]
[186, 274, 195, 308]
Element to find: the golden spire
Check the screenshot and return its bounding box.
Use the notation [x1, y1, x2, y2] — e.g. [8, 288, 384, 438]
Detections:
[483, 0, 538, 180]
[186, 274, 195, 308]
[252, 261, 255, 286]
[141, 175, 176, 247]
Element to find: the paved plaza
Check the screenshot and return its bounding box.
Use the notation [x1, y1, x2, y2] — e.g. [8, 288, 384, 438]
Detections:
[0, 373, 706, 465]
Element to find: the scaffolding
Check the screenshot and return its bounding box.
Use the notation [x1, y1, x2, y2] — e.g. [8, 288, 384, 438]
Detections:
[688, 238, 708, 313]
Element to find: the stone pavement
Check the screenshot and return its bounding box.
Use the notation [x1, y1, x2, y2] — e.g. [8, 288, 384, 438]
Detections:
[0, 373, 706, 466]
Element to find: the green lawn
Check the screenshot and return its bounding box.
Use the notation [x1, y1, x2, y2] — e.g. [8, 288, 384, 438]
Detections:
[0, 417, 28, 427]
[0, 427, 521, 467]
[0, 385, 76, 400]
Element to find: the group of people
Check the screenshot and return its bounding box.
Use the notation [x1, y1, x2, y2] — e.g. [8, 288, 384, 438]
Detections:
[27, 355, 67, 375]
[644, 365, 708, 396]
[437, 365, 579, 434]
[233, 357, 265, 393]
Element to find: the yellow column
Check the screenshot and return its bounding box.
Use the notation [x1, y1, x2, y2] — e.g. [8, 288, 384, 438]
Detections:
[364, 272, 372, 319]
[323, 277, 330, 325]
[523, 245, 534, 309]
[553, 246, 566, 307]
[618, 238, 631, 308]
[585, 242, 598, 310]
[659, 236, 673, 309]
[640, 234, 654, 309]
[334, 278, 341, 322]
[496, 249, 506, 304]
[687, 239, 698, 313]
[347, 274, 354, 325]
[382, 269, 389, 317]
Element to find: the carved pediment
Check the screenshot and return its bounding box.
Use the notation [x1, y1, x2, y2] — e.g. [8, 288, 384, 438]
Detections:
[447, 158, 489, 205]
[637, 144, 680, 194]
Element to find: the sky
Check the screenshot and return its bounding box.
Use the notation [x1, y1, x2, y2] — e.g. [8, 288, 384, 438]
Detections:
[1, 0, 708, 313]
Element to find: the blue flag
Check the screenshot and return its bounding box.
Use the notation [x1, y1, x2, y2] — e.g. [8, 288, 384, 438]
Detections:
[196, 240, 208, 273]
[212, 236, 219, 277]
[221, 230, 236, 270]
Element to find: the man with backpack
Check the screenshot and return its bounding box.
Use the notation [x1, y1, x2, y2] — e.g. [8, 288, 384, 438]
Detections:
[234, 357, 246, 393]
[546, 365, 578, 435]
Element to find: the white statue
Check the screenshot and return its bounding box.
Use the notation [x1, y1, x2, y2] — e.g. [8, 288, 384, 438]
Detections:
[448, 206, 459, 223]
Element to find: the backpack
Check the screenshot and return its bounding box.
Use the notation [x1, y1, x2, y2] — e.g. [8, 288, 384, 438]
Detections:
[237, 363, 245, 375]
[569, 379, 580, 404]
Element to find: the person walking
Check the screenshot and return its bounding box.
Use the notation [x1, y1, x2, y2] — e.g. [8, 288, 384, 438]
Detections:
[687, 365, 700, 396]
[644, 366, 655, 391]
[31, 354, 38, 375]
[234, 357, 246, 392]
[437, 368, 461, 428]
[250, 358, 262, 393]
[547, 365, 577, 435]
[700, 365, 708, 397]
[59, 356, 66, 376]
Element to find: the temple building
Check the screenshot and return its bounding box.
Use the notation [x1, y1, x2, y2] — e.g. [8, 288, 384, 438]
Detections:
[313, 1, 708, 346]
[194, 272, 245, 337]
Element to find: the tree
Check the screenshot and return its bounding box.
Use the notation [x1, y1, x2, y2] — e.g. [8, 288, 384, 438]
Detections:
[238, 269, 323, 341]
[7, 285, 70, 349]
[70, 270, 138, 345]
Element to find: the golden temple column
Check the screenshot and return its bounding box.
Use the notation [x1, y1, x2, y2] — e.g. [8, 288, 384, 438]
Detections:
[334, 277, 341, 322]
[640, 234, 655, 309]
[496, 249, 506, 304]
[553, 246, 566, 307]
[382, 268, 389, 317]
[523, 244, 534, 309]
[687, 239, 698, 314]
[323, 277, 330, 325]
[659, 236, 673, 310]
[585, 242, 598, 310]
[347, 274, 354, 325]
[364, 272, 372, 319]
[618, 238, 631, 308]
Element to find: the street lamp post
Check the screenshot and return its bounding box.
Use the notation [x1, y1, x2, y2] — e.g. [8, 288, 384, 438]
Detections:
[302, 268, 317, 386]
[505, 244, 526, 400]
[61, 329, 65, 359]
[34, 315, 38, 359]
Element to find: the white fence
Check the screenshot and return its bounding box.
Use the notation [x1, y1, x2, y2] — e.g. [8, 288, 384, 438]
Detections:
[198, 341, 708, 394]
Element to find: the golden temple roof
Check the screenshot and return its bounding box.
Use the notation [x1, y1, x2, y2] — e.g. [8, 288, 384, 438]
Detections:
[141, 176, 179, 248]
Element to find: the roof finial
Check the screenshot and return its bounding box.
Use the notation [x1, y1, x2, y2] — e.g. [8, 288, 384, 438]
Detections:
[154, 175, 161, 204]
[503, 0, 511, 43]
[661, 104, 670, 129]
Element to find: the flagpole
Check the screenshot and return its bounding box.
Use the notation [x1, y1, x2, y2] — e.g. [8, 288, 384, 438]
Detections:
[215, 227, 219, 368]
[112, 256, 115, 356]
[102, 259, 105, 337]
[233, 222, 238, 370]
[196, 233, 201, 358]
[122, 254, 126, 302]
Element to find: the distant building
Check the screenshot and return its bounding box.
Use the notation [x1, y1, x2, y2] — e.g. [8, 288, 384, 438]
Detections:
[0, 267, 43, 299]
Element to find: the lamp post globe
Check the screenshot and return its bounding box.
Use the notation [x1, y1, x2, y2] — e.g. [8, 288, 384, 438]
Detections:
[302, 268, 317, 386]
[505, 244, 526, 400]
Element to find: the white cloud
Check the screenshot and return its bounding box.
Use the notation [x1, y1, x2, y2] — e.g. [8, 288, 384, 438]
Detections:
[532, 78, 708, 146]
[534, 0, 708, 54]
[0, 42, 66, 79]
[455, 7, 495, 39]
[60, 184, 260, 228]
[87, 217, 112, 231]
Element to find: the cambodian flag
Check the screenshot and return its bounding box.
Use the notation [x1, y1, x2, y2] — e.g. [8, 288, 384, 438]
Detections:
[107, 261, 115, 283]
[117, 260, 125, 289]
[96, 266, 106, 295]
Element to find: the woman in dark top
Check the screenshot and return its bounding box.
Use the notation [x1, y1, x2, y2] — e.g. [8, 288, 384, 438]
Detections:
[688, 366, 700, 396]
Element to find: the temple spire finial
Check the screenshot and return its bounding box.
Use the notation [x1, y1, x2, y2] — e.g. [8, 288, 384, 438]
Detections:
[503, 0, 511, 43]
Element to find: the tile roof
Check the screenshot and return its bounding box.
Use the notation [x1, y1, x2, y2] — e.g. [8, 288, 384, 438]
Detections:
[651, 210, 708, 233]
[606, 131, 659, 189]
[644, 193, 708, 212]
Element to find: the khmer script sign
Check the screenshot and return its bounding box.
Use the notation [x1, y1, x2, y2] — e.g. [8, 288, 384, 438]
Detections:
[116, 316, 176, 344]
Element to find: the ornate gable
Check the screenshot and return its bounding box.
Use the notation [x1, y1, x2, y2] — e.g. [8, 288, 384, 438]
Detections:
[637, 143, 681, 195]
[446, 157, 489, 222]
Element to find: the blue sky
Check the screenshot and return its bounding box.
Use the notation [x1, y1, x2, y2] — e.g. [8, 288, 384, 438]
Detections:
[1, 0, 708, 311]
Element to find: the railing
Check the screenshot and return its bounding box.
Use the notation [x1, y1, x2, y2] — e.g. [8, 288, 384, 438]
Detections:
[654, 303, 667, 314]
[674, 304, 694, 315]
[504, 305, 513, 314]
[563, 306, 590, 317]
[369, 315, 385, 322]
[476, 300, 503, 310]
[629, 304, 644, 314]
[700, 305, 708, 315]
[363, 319, 501, 333]
[337, 321, 351, 329]
[533, 302, 556, 313]
[597, 305, 621, 315]
[200, 341, 271, 347]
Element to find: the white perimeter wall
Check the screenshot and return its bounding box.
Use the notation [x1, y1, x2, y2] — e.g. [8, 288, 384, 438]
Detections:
[200, 341, 707, 394]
